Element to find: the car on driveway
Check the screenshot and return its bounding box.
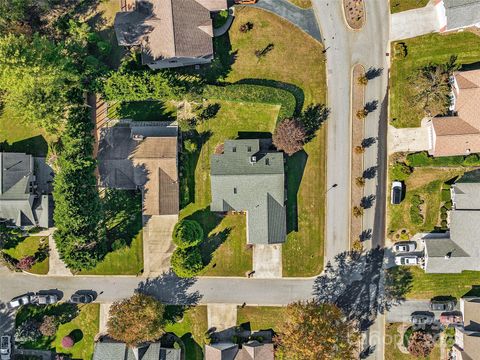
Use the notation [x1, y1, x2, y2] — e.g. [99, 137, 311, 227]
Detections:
[394, 241, 417, 252]
[411, 313, 434, 325]
[1, 336, 11, 360]
[395, 255, 419, 265]
[8, 294, 31, 309]
[33, 294, 58, 305]
[430, 300, 455, 311]
[70, 293, 94, 304]
[391, 181, 403, 205]
[440, 312, 463, 325]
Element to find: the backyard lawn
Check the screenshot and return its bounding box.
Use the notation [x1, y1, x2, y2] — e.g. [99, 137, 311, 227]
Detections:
[390, 32, 480, 128]
[390, 0, 429, 13]
[237, 306, 286, 331]
[388, 167, 464, 237]
[3, 236, 49, 275]
[164, 306, 208, 360]
[107, 100, 177, 122]
[385, 322, 440, 360]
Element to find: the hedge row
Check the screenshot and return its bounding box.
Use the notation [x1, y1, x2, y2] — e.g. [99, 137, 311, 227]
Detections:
[406, 152, 480, 167]
[203, 84, 296, 119]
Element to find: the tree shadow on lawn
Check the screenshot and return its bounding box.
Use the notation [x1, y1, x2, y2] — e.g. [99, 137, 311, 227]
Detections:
[113, 101, 176, 122]
[286, 150, 307, 233]
[0, 135, 48, 157]
[313, 248, 412, 331]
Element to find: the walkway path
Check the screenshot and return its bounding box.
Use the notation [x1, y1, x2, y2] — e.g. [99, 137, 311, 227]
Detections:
[251, 0, 322, 42]
[213, 8, 235, 37]
[47, 231, 72, 276]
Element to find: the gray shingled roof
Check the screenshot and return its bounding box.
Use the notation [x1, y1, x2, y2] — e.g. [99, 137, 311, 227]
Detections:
[93, 342, 180, 360]
[210, 140, 286, 245]
[444, 0, 480, 30]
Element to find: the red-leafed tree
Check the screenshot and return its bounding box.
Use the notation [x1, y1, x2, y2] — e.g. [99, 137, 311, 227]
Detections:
[273, 118, 306, 155]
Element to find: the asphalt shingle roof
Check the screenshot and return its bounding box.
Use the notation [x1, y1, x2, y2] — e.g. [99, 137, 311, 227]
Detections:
[444, 0, 480, 30]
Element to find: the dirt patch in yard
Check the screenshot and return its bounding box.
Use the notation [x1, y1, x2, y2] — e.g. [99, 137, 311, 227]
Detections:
[350, 64, 366, 245]
[343, 0, 365, 30]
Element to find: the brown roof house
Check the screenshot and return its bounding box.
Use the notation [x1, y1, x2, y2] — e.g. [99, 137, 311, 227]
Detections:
[452, 296, 480, 360]
[427, 69, 480, 157]
[205, 341, 274, 360]
[114, 0, 228, 69]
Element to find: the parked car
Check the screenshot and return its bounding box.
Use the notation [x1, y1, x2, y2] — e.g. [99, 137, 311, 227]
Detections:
[391, 181, 403, 205]
[70, 293, 94, 304]
[33, 294, 58, 305]
[8, 294, 31, 309]
[0, 336, 11, 360]
[394, 241, 417, 252]
[440, 312, 463, 325]
[430, 300, 455, 312]
[395, 255, 418, 266]
[411, 313, 435, 325]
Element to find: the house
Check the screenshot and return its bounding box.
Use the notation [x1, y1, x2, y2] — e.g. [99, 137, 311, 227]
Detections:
[205, 341, 275, 360]
[423, 169, 480, 273]
[427, 69, 480, 157]
[451, 296, 480, 360]
[0, 152, 52, 228]
[97, 122, 179, 217]
[114, 0, 228, 69]
[210, 139, 286, 245]
[438, 0, 480, 32]
[93, 341, 181, 360]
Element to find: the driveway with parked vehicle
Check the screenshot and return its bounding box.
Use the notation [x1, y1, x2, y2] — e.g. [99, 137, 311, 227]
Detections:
[387, 300, 460, 323]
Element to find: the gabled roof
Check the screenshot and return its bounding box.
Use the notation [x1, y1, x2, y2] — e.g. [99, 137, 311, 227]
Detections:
[205, 343, 239, 360]
[0, 152, 33, 199]
[93, 342, 181, 360]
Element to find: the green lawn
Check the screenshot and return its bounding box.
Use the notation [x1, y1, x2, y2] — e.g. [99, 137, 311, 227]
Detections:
[237, 306, 285, 331]
[388, 167, 464, 236]
[16, 303, 99, 360]
[391, 266, 480, 299]
[107, 100, 177, 121]
[385, 322, 440, 360]
[390, 0, 429, 13]
[3, 236, 49, 275]
[164, 306, 208, 360]
[390, 32, 480, 128]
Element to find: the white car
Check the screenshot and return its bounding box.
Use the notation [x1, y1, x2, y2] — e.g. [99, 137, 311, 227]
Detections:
[8, 295, 31, 309]
[394, 241, 417, 253]
[1, 335, 11, 360]
[395, 255, 419, 266]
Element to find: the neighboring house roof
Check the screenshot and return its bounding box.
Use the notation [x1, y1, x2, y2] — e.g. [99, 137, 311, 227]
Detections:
[453, 298, 480, 360]
[424, 170, 480, 273]
[204, 341, 274, 360]
[114, 0, 226, 65]
[444, 0, 480, 30]
[97, 123, 179, 216]
[0, 152, 32, 199]
[210, 139, 286, 245]
[93, 342, 181, 360]
[429, 69, 480, 157]
[205, 343, 239, 360]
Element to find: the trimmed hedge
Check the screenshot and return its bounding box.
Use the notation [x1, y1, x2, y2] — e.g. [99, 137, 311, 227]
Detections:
[203, 84, 296, 119]
[406, 151, 480, 167]
[391, 162, 413, 181]
[172, 220, 204, 249]
[171, 246, 203, 278]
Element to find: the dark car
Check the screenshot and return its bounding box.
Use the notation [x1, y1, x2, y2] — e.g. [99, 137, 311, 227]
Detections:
[430, 300, 455, 312]
[391, 181, 403, 205]
[411, 313, 434, 325]
[70, 293, 94, 304]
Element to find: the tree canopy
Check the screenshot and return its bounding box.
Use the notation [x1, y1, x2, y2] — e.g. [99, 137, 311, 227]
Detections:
[273, 118, 306, 155]
[275, 301, 360, 360]
[171, 247, 204, 278]
[172, 220, 204, 249]
[107, 293, 165, 346]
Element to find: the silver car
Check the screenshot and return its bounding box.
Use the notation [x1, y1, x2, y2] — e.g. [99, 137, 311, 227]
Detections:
[33, 294, 58, 305]
[394, 241, 417, 253]
[8, 295, 30, 309]
[395, 255, 418, 266]
[1, 335, 11, 360]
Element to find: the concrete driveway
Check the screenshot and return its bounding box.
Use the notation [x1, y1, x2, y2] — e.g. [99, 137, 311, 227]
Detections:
[143, 215, 178, 276]
[252, 0, 321, 41]
[253, 244, 282, 278]
[388, 125, 431, 154]
[390, 0, 442, 41]
[386, 300, 459, 323]
[207, 303, 237, 331]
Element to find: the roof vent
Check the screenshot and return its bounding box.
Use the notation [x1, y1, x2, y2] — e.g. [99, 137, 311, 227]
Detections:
[249, 156, 257, 164]
[445, 251, 452, 259]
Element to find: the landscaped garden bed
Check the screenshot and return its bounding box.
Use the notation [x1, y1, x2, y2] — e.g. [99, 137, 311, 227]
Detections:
[2, 236, 49, 275]
[343, 0, 365, 30]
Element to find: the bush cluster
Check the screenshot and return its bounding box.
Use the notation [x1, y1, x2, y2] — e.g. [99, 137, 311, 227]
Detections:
[391, 162, 412, 181]
[406, 152, 480, 167]
[171, 219, 204, 278]
[410, 194, 424, 225]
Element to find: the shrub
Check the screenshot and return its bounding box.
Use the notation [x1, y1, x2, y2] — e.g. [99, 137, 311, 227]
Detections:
[61, 336, 74, 348]
[357, 74, 368, 85]
[406, 151, 480, 167]
[408, 331, 435, 357]
[15, 320, 41, 343]
[172, 220, 203, 249]
[16, 256, 36, 271]
[391, 162, 412, 181]
[444, 200, 453, 210]
[354, 145, 365, 154]
[441, 189, 451, 202]
[239, 22, 254, 33]
[39, 316, 58, 336]
[440, 212, 448, 221]
[353, 206, 363, 217]
[441, 220, 448, 228]
[171, 246, 204, 278]
[184, 139, 198, 153]
[394, 42, 407, 59]
[464, 153, 480, 165]
[355, 177, 365, 187]
[356, 108, 368, 119]
[410, 194, 424, 225]
[0, 251, 19, 271]
[273, 119, 306, 155]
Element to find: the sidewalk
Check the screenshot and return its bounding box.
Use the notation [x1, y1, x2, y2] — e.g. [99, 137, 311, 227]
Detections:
[46, 230, 72, 277]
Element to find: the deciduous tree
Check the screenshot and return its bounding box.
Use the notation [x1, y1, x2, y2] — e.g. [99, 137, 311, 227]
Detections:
[107, 293, 165, 346]
[408, 331, 435, 357]
[273, 118, 306, 155]
[275, 301, 360, 360]
[172, 220, 203, 249]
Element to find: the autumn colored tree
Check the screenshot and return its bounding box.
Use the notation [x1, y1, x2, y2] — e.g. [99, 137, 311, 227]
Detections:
[408, 331, 435, 357]
[357, 74, 368, 85]
[107, 293, 165, 346]
[355, 176, 365, 187]
[16, 256, 36, 271]
[273, 118, 306, 155]
[39, 315, 58, 336]
[275, 301, 360, 360]
[356, 108, 368, 120]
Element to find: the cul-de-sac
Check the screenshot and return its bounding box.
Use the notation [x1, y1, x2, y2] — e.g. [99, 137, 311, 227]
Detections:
[1, 0, 480, 359]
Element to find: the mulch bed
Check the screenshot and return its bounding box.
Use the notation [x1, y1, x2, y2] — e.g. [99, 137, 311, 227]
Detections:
[343, 0, 365, 30]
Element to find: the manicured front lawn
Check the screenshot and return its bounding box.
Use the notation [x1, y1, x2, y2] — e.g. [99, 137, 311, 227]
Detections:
[388, 167, 464, 236]
[3, 236, 49, 275]
[107, 100, 177, 121]
[385, 322, 440, 360]
[237, 306, 285, 331]
[164, 306, 208, 360]
[390, 0, 429, 14]
[391, 266, 480, 299]
[390, 32, 480, 128]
